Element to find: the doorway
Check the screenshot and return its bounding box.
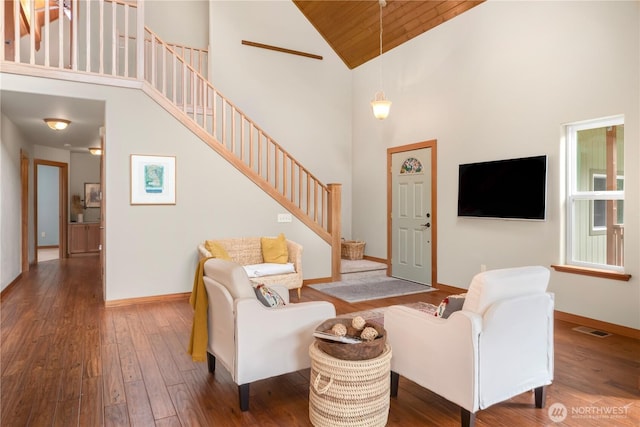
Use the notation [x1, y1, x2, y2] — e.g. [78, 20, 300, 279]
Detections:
[387, 140, 437, 286]
[34, 160, 68, 263]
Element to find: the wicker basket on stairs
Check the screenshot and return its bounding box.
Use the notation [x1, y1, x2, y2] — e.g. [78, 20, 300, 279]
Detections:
[341, 240, 365, 260]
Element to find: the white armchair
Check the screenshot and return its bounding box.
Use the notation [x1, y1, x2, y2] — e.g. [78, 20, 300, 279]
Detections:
[386, 266, 554, 427]
[202, 259, 335, 411]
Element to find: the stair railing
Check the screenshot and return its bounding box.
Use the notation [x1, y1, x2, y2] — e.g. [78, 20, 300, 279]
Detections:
[143, 26, 339, 245]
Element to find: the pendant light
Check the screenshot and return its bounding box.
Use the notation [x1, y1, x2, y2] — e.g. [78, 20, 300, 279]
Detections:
[371, 0, 391, 120]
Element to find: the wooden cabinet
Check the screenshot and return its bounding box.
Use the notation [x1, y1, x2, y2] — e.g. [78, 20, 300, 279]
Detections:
[68, 223, 101, 255]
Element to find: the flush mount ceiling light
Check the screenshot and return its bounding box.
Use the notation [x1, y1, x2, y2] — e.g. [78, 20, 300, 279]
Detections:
[44, 118, 70, 130]
[371, 0, 391, 120]
[88, 147, 102, 155]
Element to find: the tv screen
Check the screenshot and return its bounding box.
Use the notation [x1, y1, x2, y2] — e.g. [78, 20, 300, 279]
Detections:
[457, 155, 547, 220]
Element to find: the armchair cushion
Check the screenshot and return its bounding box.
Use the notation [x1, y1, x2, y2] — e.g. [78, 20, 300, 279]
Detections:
[462, 266, 550, 315]
[243, 262, 295, 278]
[261, 233, 289, 263]
[254, 284, 287, 308]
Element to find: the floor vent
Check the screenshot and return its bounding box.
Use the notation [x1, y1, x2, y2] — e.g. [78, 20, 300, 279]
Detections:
[572, 326, 612, 338]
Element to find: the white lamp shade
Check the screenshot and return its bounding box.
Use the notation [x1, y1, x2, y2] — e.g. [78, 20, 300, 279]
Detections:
[371, 92, 392, 120]
[44, 118, 70, 130]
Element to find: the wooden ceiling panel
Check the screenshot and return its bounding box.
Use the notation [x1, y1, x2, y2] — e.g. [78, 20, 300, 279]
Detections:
[293, 0, 485, 69]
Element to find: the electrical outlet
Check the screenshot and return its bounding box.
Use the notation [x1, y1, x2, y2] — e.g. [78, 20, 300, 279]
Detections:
[480, 264, 487, 272]
[41, 231, 46, 238]
[277, 213, 292, 223]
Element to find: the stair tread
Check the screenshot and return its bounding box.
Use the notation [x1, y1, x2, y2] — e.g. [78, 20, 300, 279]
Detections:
[340, 259, 387, 274]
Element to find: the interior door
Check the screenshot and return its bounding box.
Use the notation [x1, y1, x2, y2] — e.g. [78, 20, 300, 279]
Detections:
[34, 159, 68, 262]
[389, 144, 436, 285]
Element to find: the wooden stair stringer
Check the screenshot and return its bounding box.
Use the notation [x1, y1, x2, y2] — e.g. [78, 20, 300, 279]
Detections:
[141, 82, 332, 245]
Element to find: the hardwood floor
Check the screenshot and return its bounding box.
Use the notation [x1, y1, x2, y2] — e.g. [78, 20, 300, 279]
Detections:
[1, 256, 638, 426]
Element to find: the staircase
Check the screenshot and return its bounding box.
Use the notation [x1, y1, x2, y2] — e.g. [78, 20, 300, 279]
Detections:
[340, 259, 387, 280]
[1, 0, 344, 280]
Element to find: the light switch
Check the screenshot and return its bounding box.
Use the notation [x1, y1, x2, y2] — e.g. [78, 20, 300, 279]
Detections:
[277, 213, 292, 223]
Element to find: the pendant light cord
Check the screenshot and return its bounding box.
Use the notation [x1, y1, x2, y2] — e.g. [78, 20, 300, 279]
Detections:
[378, 1, 384, 90]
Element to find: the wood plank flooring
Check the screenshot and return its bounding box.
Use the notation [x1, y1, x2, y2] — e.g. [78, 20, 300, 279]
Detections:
[1, 256, 638, 426]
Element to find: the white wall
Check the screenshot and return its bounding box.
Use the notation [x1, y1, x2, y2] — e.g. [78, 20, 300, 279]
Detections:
[0, 114, 33, 291]
[1, 74, 333, 301]
[352, 1, 639, 328]
[209, 1, 354, 239]
[146, 0, 209, 49]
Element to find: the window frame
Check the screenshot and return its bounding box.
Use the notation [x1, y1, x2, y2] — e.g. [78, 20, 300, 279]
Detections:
[590, 173, 624, 234]
[565, 115, 624, 273]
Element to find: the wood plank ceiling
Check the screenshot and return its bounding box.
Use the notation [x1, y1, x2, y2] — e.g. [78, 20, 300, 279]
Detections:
[293, 0, 485, 69]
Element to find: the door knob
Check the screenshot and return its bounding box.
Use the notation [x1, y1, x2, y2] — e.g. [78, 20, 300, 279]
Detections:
[420, 223, 431, 228]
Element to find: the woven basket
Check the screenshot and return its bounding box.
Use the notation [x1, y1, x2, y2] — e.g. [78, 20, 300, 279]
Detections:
[341, 240, 365, 260]
[309, 342, 392, 427]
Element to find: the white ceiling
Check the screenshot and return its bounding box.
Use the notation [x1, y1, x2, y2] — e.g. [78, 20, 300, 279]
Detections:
[1, 91, 105, 153]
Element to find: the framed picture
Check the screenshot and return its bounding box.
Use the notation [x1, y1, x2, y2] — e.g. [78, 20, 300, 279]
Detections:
[84, 183, 101, 208]
[130, 155, 176, 205]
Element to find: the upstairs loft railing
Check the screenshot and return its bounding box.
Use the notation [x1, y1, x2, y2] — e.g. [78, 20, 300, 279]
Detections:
[1, 0, 342, 265]
[2, 0, 143, 77]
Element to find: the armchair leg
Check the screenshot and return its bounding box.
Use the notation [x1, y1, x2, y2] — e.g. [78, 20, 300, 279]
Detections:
[297, 287, 302, 300]
[534, 385, 547, 408]
[239, 383, 250, 411]
[390, 371, 400, 397]
[207, 352, 216, 374]
[461, 408, 476, 427]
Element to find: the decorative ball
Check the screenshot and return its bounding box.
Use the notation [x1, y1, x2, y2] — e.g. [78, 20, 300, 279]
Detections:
[360, 326, 379, 342]
[331, 323, 347, 337]
[352, 316, 366, 331]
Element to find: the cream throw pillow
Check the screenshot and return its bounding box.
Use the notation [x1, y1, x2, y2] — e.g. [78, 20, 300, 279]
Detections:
[205, 240, 231, 261]
[260, 233, 289, 264]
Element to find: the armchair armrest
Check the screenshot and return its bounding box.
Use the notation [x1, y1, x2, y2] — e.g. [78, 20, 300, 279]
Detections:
[286, 239, 303, 274]
[385, 305, 483, 412]
[234, 299, 335, 385]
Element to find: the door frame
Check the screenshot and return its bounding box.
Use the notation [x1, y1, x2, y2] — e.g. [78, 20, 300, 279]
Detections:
[21, 150, 29, 272]
[387, 140, 438, 286]
[34, 159, 68, 262]
[99, 126, 106, 301]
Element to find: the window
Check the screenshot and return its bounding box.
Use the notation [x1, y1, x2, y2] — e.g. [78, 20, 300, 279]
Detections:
[591, 174, 623, 233]
[566, 116, 624, 271]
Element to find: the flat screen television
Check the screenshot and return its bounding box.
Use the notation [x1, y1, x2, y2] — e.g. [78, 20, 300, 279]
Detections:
[457, 155, 547, 220]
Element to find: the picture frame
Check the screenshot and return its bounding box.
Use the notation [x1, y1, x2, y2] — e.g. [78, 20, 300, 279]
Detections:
[130, 154, 176, 205]
[84, 182, 101, 208]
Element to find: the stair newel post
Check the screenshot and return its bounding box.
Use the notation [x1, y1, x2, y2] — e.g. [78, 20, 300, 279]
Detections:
[136, 0, 145, 80]
[327, 183, 342, 282]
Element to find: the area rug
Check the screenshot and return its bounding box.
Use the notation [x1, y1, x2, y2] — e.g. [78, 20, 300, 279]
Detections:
[309, 277, 437, 303]
[337, 302, 437, 326]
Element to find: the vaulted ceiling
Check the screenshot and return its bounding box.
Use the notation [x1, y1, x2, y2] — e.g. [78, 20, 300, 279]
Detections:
[293, 0, 485, 69]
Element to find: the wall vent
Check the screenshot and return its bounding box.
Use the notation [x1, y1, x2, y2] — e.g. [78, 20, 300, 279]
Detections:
[572, 326, 612, 338]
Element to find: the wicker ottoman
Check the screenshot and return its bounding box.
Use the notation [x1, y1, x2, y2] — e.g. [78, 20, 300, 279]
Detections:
[309, 341, 392, 427]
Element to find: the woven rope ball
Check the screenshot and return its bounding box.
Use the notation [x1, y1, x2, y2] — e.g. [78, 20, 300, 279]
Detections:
[351, 316, 366, 331]
[331, 323, 347, 337]
[360, 326, 379, 342]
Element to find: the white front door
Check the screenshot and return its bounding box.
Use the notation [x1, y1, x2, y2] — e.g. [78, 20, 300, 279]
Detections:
[391, 147, 433, 285]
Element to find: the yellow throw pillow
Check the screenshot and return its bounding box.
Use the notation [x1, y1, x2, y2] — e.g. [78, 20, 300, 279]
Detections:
[205, 240, 231, 260]
[261, 233, 289, 264]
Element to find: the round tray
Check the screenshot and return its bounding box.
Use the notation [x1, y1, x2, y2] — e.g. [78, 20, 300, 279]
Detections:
[314, 318, 386, 361]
